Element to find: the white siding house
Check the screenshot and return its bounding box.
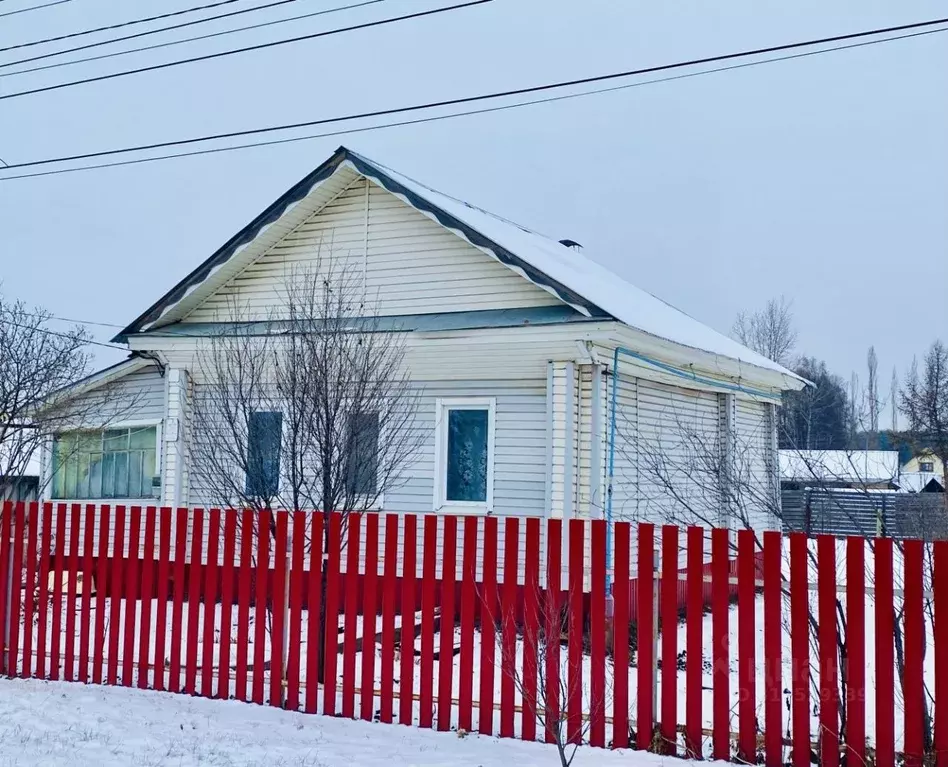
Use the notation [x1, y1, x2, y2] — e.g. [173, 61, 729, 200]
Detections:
[43, 146, 804, 533]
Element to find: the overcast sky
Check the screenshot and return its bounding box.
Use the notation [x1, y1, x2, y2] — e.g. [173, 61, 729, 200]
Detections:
[1, 0, 946, 407]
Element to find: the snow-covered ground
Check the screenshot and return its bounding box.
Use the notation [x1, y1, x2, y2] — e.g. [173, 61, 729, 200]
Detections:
[0, 677, 691, 766]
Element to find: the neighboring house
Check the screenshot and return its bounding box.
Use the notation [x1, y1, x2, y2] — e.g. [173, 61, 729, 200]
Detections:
[900, 450, 946, 494]
[779, 449, 900, 491]
[39, 147, 803, 530]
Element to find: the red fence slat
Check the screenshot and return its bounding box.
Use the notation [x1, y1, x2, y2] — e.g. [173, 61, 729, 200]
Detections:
[479, 515, 498, 736]
[636, 523, 655, 751]
[92, 504, 109, 685]
[458, 516, 477, 733]
[286, 511, 305, 712]
[875, 536, 895, 767]
[322, 512, 341, 717]
[500, 516, 520, 739]
[169, 508, 188, 694]
[305, 513, 324, 715]
[545, 519, 562, 746]
[817, 535, 839, 767]
[0, 503, 10, 676]
[270, 511, 288, 709]
[122, 506, 142, 688]
[660, 524, 678, 751]
[341, 513, 361, 719]
[378, 513, 397, 724]
[763, 530, 783, 767]
[36, 502, 53, 681]
[64, 504, 80, 682]
[22, 502, 39, 679]
[106, 505, 125, 687]
[613, 522, 630, 750]
[935, 541, 948, 764]
[737, 528, 757, 763]
[218, 509, 237, 701]
[437, 515, 457, 732]
[76, 505, 94, 684]
[846, 537, 866, 767]
[361, 513, 380, 723]
[521, 517, 540, 743]
[5, 503, 25, 678]
[567, 519, 584, 745]
[202, 508, 221, 699]
[235, 508, 254, 703]
[153, 508, 171, 693]
[685, 526, 703, 756]
[589, 520, 606, 749]
[418, 515, 437, 729]
[251, 509, 270, 706]
[903, 538, 925, 767]
[137, 506, 156, 690]
[789, 533, 810, 767]
[185, 508, 203, 696]
[711, 526, 729, 761]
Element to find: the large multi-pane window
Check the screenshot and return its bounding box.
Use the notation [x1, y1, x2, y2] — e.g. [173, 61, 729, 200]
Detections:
[51, 426, 159, 500]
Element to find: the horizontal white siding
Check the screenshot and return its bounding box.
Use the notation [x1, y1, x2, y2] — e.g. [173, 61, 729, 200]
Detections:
[735, 396, 776, 529]
[57, 365, 165, 427]
[608, 373, 638, 521]
[185, 177, 559, 322]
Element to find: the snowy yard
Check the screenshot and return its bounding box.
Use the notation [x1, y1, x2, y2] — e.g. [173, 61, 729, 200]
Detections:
[0, 678, 680, 767]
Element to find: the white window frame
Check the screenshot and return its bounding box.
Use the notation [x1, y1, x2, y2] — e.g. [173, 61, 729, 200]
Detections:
[433, 397, 496, 514]
[45, 419, 164, 502]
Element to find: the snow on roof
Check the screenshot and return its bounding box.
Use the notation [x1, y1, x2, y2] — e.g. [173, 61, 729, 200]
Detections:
[780, 450, 900, 484]
[899, 472, 944, 493]
[354, 151, 800, 382]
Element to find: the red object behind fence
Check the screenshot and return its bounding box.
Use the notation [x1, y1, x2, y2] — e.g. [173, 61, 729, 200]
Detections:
[4, 500, 946, 767]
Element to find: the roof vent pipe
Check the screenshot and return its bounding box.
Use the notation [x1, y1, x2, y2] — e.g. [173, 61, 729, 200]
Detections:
[559, 238, 582, 250]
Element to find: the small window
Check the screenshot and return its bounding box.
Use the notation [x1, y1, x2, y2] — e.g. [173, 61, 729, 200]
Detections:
[435, 398, 495, 509]
[920, 461, 935, 473]
[246, 412, 282, 498]
[52, 426, 158, 500]
[345, 412, 379, 497]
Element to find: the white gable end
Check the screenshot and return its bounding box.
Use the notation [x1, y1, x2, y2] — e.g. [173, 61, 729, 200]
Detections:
[184, 176, 561, 322]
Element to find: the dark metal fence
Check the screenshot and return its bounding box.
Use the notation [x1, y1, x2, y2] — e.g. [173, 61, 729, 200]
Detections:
[782, 489, 947, 539]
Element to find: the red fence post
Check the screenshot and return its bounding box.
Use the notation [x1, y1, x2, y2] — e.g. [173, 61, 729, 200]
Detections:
[137, 506, 156, 690]
[478, 515, 498, 736]
[77, 505, 94, 684]
[500, 516, 520, 739]
[436, 515, 457, 732]
[636, 523, 655, 751]
[545, 519, 562, 746]
[7, 502, 26, 678]
[875, 537, 895, 767]
[685, 526, 704, 757]
[846, 537, 866, 767]
[218, 509, 237, 701]
[737, 529, 757, 763]
[763, 530, 783, 767]
[235, 509, 254, 703]
[185, 508, 203, 696]
[660, 524, 679, 752]
[92, 505, 110, 685]
[789, 533, 811, 767]
[153, 508, 171, 693]
[106, 505, 125, 687]
[269, 510, 287, 709]
[168, 508, 188, 694]
[903, 538, 925, 767]
[378, 514, 396, 723]
[710, 526, 730, 761]
[285, 511, 305, 712]
[122, 505, 141, 688]
[0, 503, 10, 676]
[589, 520, 606, 749]
[36, 503, 53, 681]
[935, 541, 948, 765]
[418, 515, 437, 728]
[458, 516, 477, 733]
[322, 512, 341, 716]
[251, 509, 270, 705]
[521, 517, 540, 743]
[22, 502, 39, 679]
[567, 519, 584, 745]
[817, 535, 839, 767]
[64, 503, 80, 682]
[304, 513, 324, 715]
[341, 513, 361, 719]
[202, 508, 221, 699]
[361, 513, 380, 723]
[613, 522, 630, 749]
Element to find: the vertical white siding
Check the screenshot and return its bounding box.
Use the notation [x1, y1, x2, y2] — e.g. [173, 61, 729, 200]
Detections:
[734, 396, 778, 530]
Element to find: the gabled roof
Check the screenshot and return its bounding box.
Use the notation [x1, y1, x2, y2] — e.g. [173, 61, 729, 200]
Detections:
[116, 146, 801, 383]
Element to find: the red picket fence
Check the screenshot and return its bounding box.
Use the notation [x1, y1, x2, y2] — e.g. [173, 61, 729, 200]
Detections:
[0, 501, 941, 766]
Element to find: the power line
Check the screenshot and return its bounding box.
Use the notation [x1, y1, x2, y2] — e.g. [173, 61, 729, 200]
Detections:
[5, 320, 129, 351]
[0, 0, 70, 19]
[0, 0, 386, 78]
[48, 315, 124, 328]
[0, 0, 242, 53]
[0, 0, 493, 101]
[1, 19, 944, 180]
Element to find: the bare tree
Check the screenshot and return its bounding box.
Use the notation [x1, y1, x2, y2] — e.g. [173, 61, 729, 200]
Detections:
[867, 346, 879, 433]
[900, 340, 948, 512]
[731, 295, 797, 366]
[890, 367, 899, 433]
